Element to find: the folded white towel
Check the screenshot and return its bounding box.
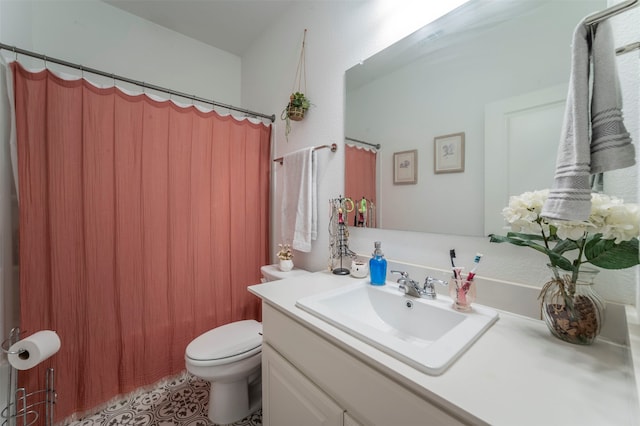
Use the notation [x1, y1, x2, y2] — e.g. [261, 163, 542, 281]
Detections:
[281, 148, 317, 252]
[542, 20, 635, 221]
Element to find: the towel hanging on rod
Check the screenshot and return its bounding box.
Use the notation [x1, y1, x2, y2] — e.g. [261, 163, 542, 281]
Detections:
[273, 143, 337, 164]
[584, 1, 639, 56]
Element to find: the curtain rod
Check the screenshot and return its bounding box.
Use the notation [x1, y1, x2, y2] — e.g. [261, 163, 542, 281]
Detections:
[0, 42, 276, 122]
[273, 143, 337, 164]
[585, 0, 638, 26]
[345, 137, 381, 150]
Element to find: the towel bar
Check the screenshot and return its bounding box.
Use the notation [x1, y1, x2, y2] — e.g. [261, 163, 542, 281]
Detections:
[273, 143, 337, 164]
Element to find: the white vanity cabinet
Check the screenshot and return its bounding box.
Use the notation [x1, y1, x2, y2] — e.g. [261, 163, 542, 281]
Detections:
[251, 273, 640, 425]
[261, 303, 468, 426]
[262, 343, 345, 425]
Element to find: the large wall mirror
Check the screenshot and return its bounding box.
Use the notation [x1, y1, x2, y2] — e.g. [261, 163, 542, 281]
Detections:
[345, 0, 627, 237]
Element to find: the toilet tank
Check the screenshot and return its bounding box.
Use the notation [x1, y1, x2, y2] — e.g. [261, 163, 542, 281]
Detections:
[260, 264, 310, 282]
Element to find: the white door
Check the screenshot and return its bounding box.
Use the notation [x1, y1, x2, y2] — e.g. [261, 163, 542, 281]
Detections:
[484, 84, 567, 235]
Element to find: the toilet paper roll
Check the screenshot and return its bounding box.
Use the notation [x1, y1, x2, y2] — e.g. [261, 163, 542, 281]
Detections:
[8, 330, 61, 370]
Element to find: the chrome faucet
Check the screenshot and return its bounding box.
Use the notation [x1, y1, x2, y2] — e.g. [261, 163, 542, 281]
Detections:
[390, 270, 448, 299]
[390, 270, 422, 297]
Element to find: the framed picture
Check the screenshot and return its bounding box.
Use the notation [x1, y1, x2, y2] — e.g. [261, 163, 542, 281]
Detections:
[434, 132, 465, 174]
[393, 149, 417, 184]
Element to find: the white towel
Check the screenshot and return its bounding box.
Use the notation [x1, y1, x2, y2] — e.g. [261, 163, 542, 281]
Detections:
[281, 148, 317, 252]
[542, 20, 635, 221]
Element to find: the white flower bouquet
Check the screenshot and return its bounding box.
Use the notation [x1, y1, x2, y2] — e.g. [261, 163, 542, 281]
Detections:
[277, 243, 294, 261]
[490, 189, 639, 284]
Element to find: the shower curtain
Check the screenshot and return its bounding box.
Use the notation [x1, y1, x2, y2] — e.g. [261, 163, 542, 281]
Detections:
[345, 144, 377, 227]
[10, 62, 270, 422]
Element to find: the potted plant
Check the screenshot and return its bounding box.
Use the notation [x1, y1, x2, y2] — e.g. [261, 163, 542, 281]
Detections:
[277, 243, 294, 272]
[281, 92, 311, 140]
[286, 92, 310, 121]
[489, 189, 639, 344]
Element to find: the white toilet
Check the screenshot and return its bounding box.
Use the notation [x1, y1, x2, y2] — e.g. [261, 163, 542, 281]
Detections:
[185, 320, 263, 424]
[260, 263, 311, 281]
[185, 264, 310, 424]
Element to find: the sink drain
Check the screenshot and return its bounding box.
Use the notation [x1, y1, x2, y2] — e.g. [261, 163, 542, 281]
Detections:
[405, 300, 414, 309]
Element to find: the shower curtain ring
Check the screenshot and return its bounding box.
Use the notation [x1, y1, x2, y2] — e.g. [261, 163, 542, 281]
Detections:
[12, 47, 17, 61]
[43, 55, 47, 68]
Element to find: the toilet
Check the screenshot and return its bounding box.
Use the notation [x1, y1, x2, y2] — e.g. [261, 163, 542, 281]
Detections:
[260, 263, 311, 282]
[185, 320, 262, 424]
[185, 264, 310, 424]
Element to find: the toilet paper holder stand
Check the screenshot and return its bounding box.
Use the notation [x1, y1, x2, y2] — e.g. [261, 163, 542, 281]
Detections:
[1, 328, 56, 426]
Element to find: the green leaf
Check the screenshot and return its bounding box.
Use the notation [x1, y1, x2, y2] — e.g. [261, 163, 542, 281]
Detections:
[505, 231, 546, 241]
[585, 238, 639, 269]
[489, 234, 573, 271]
[551, 239, 579, 256]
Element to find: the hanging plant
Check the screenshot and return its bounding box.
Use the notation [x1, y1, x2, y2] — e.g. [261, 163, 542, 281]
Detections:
[281, 29, 311, 140]
[285, 91, 311, 121]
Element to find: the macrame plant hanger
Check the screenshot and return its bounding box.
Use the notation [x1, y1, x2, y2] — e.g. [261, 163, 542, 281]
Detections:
[282, 29, 310, 139]
[291, 29, 307, 111]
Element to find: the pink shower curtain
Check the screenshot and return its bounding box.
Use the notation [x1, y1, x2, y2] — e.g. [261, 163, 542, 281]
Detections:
[345, 144, 377, 227]
[12, 62, 270, 422]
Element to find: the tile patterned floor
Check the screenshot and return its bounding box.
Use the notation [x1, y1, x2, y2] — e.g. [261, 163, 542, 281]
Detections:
[63, 373, 262, 426]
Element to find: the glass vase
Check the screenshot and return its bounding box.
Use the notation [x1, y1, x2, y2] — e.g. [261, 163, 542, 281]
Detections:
[540, 266, 605, 345]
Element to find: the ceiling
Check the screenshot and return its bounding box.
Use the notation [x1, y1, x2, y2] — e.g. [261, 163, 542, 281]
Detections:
[102, 0, 299, 56]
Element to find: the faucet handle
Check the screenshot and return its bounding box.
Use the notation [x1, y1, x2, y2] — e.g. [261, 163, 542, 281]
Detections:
[424, 276, 448, 287]
[390, 270, 409, 279]
[423, 276, 448, 299]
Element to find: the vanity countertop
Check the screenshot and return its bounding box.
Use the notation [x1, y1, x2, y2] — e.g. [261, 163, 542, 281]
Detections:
[249, 271, 640, 426]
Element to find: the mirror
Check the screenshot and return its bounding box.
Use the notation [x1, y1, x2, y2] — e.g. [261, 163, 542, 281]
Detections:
[345, 0, 609, 237]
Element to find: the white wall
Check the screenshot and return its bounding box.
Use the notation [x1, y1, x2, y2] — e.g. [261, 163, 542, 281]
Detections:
[242, 0, 468, 272]
[242, 0, 639, 306]
[0, 0, 241, 105]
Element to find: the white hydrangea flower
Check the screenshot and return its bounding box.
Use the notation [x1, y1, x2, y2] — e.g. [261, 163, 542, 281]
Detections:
[554, 221, 594, 240]
[502, 189, 550, 234]
[600, 203, 640, 243]
[501, 189, 638, 243]
[494, 189, 639, 275]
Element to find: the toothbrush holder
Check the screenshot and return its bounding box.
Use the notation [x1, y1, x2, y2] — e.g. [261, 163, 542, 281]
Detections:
[449, 275, 476, 312]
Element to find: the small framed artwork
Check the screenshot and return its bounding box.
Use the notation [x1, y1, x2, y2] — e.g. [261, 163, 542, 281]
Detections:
[393, 149, 417, 184]
[434, 132, 465, 174]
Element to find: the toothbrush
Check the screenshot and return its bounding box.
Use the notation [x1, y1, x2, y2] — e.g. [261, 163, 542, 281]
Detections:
[466, 253, 484, 282]
[449, 249, 459, 279]
[462, 253, 483, 292]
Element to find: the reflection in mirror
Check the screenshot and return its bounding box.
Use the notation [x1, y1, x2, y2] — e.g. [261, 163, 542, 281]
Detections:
[344, 141, 378, 228]
[345, 0, 612, 237]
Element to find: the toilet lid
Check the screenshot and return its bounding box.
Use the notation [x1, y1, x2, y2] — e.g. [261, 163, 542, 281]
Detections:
[186, 320, 262, 361]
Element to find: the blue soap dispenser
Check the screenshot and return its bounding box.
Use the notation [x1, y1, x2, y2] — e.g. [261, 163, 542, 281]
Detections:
[369, 241, 387, 286]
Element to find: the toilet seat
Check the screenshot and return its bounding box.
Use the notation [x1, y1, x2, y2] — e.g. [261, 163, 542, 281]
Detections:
[186, 320, 262, 367]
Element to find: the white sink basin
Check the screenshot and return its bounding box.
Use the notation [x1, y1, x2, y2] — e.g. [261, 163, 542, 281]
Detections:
[296, 280, 499, 375]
